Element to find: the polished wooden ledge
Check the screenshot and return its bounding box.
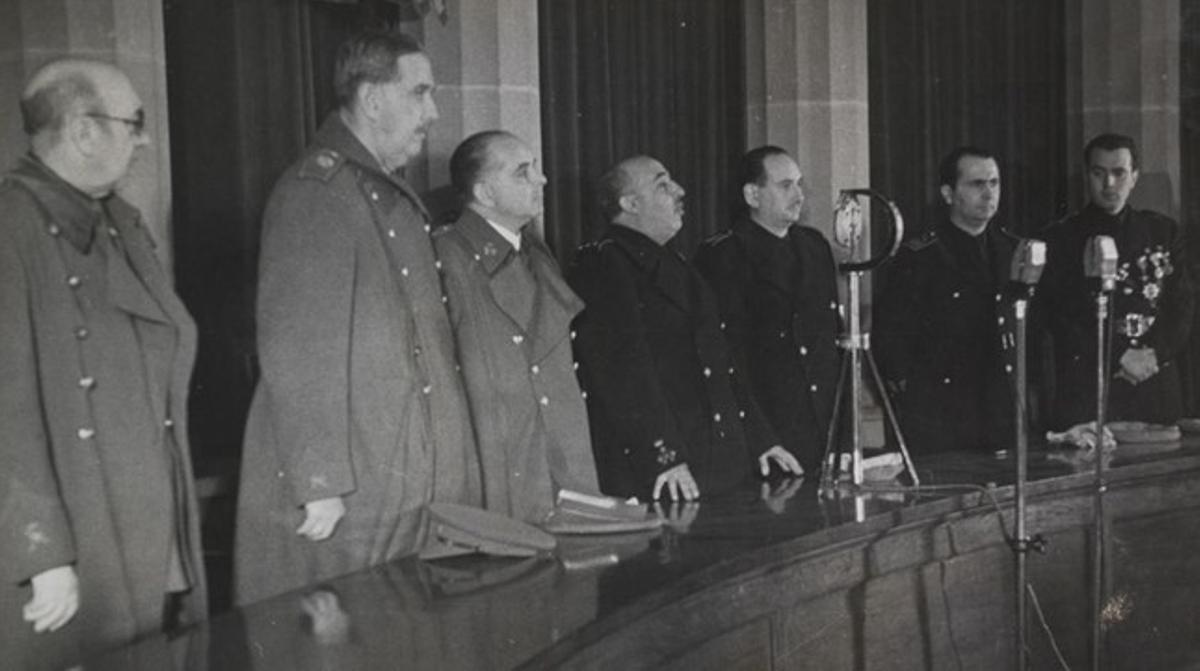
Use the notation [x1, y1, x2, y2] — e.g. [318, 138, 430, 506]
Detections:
[87, 438, 1200, 670]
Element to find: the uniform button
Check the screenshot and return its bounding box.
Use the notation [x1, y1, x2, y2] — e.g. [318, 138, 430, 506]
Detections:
[713, 413, 722, 422]
[728, 366, 735, 375]
[422, 385, 433, 395]
[442, 295, 448, 304]
[424, 224, 432, 233]
[474, 254, 482, 262]
[581, 391, 588, 400]
[1005, 364, 1014, 373]
[47, 224, 62, 236]
[512, 334, 524, 344]
[539, 396, 550, 406]
[573, 362, 580, 371]
[719, 321, 727, 330]
[570, 330, 577, 341]
[401, 267, 409, 277]
[77, 428, 95, 440]
[164, 418, 175, 428]
[739, 410, 746, 419]
[78, 376, 95, 389]
[703, 367, 711, 378]
[67, 275, 81, 288]
[995, 293, 1002, 302]
[952, 291, 961, 299]
[779, 331, 787, 339]
[810, 384, 818, 392]
[800, 346, 808, 356]
[531, 364, 540, 375]
[718, 430, 726, 438]
[943, 377, 952, 384]
[830, 301, 838, 310]
[997, 316, 1005, 326]
[107, 227, 119, 237]
[75, 327, 89, 340]
[435, 260, 442, 270]
[388, 229, 397, 238]
[370, 192, 380, 201]
[413, 346, 422, 356]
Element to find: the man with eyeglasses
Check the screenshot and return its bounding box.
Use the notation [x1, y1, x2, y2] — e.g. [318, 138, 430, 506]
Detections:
[234, 31, 482, 605]
[0, 60, 207, 667]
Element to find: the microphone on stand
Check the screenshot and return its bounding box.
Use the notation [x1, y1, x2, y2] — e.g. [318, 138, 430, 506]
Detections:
[1083, 235, 1119, 293]
[1009, 239, 1047, 289]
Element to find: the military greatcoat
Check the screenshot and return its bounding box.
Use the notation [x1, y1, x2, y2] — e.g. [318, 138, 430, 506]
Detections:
[694, 218, 842, 473]
[874, 218, 1019, 455]
[567, 224, 775, 499]
[433, 210, 600, 523]
[0, 156, 206, 668]
[1038, 203, 1194, 429]
[234, 116, 481, 605]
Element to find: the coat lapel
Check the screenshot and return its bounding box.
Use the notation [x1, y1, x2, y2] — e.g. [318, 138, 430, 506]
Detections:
[103, 200, 173, 324]
[607, 225, 692, 314]
[525, 237, 584, 364]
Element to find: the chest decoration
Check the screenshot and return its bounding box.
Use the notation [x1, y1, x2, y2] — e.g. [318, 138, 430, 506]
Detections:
[1114, 246, 1173, 340]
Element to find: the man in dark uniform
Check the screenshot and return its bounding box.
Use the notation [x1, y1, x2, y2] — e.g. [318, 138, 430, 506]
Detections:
[874, 146, 1019, 455]
[568, 155, 802, 502]
[694, 146, 841, 474]
[235, 31, 481, 605]
[1038, 133, 1193, 429]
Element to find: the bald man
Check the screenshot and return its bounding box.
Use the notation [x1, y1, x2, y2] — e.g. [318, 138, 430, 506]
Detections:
[0, 60, 206, 666]
[568, 156, 801, 502]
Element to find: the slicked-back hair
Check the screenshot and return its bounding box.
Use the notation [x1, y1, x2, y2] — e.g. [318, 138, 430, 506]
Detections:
[1084, 133, 1139, 171]
[333, 30, 424, 110]
[596, 160, 639, 223]
[736, 145, 790, 213]
[938, 146, 996, 189]
[449, 130, 514, 203]
[20, 71, 101, 136]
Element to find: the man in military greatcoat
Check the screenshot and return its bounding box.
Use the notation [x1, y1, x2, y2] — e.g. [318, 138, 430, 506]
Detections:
[234, 31, 481, 605]
[695, 146, 841, 474]
[567, 155, 802, 502]
[874, 146, 1020, 455]
[0, 59, 207, 668]
[1038, 133, 1193, 429]
[432, 130, 600, 523]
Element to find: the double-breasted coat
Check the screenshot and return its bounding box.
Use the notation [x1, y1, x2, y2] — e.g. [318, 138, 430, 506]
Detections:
[874, 218, 1019, 455]
[567, 224, 775, 499]
[694, 218, 842, 473]
[234, 117, 481, 605]
[0, 156, 206, 668]
[1037, 204, 1194, 429]
[432, 210, 600, 523]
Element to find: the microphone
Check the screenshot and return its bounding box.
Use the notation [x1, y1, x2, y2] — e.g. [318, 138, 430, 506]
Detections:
[833, 192, 863, 250]
[1009, 239, 1047, 288]
[1083, 236, 1119, 292]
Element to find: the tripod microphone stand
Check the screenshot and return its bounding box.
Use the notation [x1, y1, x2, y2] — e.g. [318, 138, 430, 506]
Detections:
[819, 189, 919, 499]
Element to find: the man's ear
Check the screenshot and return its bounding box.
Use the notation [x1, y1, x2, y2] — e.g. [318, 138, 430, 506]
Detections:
[742, 183, 758, 209]
[472, 180, 493, 208]
[1128, 168, 1140, 191]
[619, 193, 638, 215]
[939, 184, 953, 205]
[65, 115, 98, 157]
[356, 84, 381, 123]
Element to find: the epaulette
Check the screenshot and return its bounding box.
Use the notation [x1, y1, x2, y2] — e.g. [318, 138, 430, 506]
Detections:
[296, 148, 345, 182]
[903, 229, 938, 252]
[700, 229, 735, 247]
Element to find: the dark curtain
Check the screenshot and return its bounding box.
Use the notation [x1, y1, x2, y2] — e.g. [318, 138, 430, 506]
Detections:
[867, 0, 1068, 239]
[537, 0, 746, 262]
[1181, 0, 1200, 416]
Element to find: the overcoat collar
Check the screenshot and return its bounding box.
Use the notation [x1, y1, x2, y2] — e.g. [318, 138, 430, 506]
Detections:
[453, 209, 584, 361]
[732, 216, 801, 297]
[604, 223, 692, 312]
[11, 154, 103, 253]
[314, 114, 431, 222]
[934, 217, 1010, 293]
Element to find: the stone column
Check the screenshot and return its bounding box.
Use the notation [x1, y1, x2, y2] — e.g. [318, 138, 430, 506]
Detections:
[420, 0, 541, 226]
[744, 0, 870, 240]
[0, 0, 173, 264]
[1068, 0, 1181, 216]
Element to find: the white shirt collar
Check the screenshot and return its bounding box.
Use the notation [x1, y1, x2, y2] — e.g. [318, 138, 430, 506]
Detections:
[485, 217, 523, 251]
